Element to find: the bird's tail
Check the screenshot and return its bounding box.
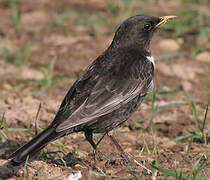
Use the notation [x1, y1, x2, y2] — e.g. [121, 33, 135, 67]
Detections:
[8, 125, 62, 165]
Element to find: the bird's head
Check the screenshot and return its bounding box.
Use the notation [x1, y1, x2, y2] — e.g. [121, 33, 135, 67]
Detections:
[111, 15, 176, 55]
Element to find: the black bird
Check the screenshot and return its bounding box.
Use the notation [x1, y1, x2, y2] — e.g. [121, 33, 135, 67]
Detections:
[8, 15, 176, 164]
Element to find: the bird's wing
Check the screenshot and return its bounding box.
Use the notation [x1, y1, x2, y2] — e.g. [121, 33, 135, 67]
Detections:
[56, 67, 153, 132]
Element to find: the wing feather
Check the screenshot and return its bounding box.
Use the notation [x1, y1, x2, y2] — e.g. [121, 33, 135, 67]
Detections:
[56, 73, 153, 132]
[55, 49, 154, 132]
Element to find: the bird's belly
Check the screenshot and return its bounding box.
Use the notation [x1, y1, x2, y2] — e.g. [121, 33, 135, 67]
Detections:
[84, 94, 145, 133]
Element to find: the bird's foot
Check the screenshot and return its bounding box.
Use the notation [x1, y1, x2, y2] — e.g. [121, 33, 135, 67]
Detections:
[94, 149, 105, 161]
[105, 154, 130, 167]
[89, 149, 105, 161]
[120, 152, 130, 163]
[105, 156, 123, 166]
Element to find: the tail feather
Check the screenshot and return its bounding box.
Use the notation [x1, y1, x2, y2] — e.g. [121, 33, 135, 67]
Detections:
[8, 125, 61, 164]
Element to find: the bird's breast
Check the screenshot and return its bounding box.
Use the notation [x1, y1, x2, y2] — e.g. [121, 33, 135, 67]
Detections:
[146, 56, 155, 68]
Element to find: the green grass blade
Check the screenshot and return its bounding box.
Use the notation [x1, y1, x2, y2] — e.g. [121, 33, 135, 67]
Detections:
[202, 98, 209, 137]
[174, 133, 194, 142]
[191, 101, 201, 135]
[152, 164, 207, 180]
[35, 102, 41, 135]
[149, 90, 157, 135]
[10, 0, 22, 33]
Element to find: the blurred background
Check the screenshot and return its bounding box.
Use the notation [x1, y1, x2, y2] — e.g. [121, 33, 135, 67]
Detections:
[0, 0, 210, 179]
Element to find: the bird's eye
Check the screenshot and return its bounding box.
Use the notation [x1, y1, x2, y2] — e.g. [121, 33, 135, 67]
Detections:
[144, 23, 152, 31]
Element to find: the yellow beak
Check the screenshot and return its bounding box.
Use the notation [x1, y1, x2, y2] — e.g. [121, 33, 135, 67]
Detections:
[155, 15, 177, 28]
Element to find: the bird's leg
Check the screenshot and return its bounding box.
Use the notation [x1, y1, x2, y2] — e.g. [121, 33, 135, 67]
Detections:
[85, 131, 105, 161]
[107, 132, 130, 162]
[95, 132, 106, 147]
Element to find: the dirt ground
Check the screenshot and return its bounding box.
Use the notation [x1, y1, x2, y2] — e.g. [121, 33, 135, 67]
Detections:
[0, 0, 210, 179]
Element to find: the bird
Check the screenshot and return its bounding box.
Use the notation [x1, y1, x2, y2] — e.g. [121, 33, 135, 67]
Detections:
[8, 15, 176, 165]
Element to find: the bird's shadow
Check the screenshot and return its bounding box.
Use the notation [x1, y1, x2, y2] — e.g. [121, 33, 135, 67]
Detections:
[0, 140, 24, 179]
[0, 140, 81, 179]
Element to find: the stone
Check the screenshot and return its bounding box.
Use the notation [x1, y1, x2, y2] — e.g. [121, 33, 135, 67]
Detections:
[159, 39, 179, 51]
[196, 51, 210, 63]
